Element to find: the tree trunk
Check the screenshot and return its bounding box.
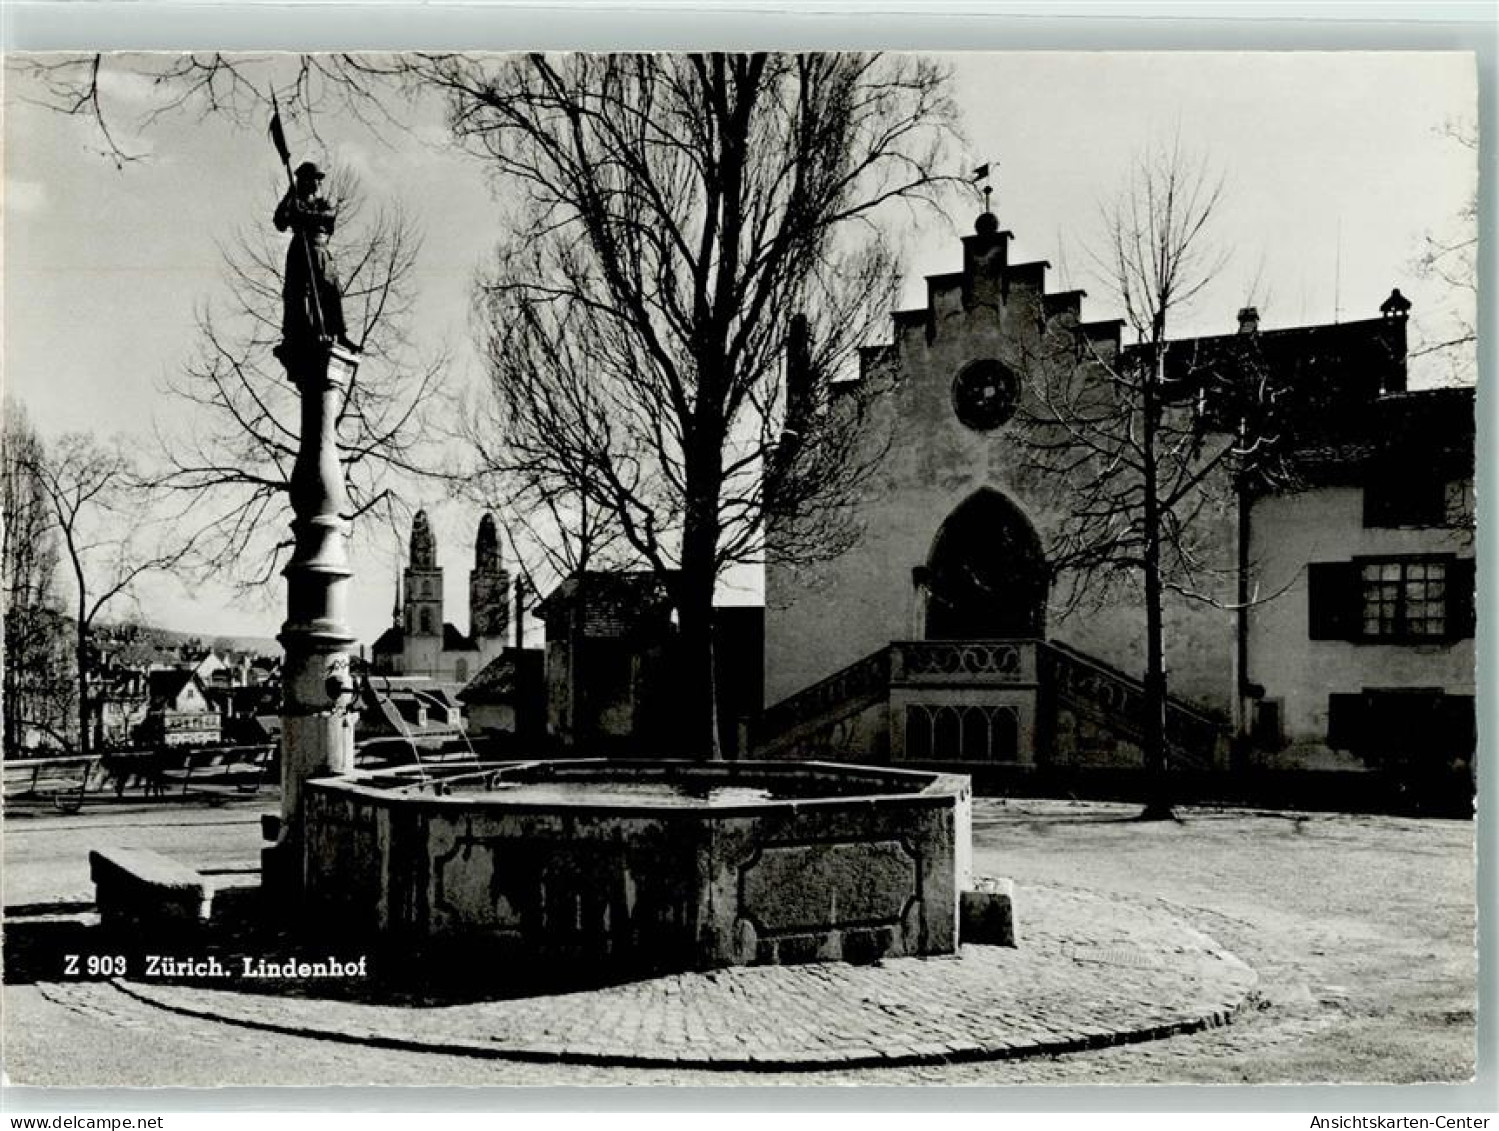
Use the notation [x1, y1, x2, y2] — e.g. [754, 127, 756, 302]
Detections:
[1232, 460, 1253, 772]
[674, 584, 720, 761]
[677, 395, 726, 761]
[3, 619, 18, 754]
[676, 484, 723, 761]
[74, 612, 91, 757]
[1138, 354, 1174, 821]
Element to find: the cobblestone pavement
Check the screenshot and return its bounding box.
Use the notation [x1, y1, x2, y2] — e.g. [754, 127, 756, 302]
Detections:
[3, 797, 1476, 1087]
[79, 884, 1254, 1070]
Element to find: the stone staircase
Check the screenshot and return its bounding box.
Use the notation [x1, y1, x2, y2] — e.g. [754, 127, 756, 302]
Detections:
[757, 646, 895, 762]
[1038, 639, 1223, 772]
[754, 637, 1226, 770]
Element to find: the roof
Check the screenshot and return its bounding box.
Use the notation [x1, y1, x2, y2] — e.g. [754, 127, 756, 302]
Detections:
[443, 623, 479, 652]
[1277, 385, 1475, 486]
[421, 685, 464, 709]
[147, 669, 200, 708]
[457, 649, 545, 705]
[364, 695, 411, 735]
[361, 676, 467, 702]
[250, 715, 283, 740]
[372, 625, 404, 654]
[202, 684, 277, 712]
[356, 682, 466, 739]
[1127, 316, 1408, 431]
[535, 571, 676, 639]
[1106, 312, 1470, 493]
[371, 623, 479, 654]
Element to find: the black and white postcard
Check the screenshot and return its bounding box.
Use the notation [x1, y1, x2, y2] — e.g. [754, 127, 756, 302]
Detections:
[2, 40, 1484, 1099]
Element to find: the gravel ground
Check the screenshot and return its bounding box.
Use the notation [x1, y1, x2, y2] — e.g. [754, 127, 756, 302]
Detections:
[0, 795, 1480, 1088]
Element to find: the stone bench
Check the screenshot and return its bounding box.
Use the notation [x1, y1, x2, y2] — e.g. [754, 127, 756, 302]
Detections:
[89, 847, 213, 934]
[961, 876, 1018, 947]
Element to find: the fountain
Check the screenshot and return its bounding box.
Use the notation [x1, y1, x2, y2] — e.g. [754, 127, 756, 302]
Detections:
[300, 758, 972, 973]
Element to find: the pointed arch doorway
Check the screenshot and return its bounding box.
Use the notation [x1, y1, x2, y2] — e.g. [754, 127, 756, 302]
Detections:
[922, 489, 1048, 640]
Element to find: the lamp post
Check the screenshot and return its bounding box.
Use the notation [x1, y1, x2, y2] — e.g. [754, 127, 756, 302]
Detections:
[263, 340, 360, 897]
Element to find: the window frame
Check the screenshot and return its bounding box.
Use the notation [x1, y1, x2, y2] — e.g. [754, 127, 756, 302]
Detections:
[950, 358, 1021, 432]
[1352, 553, 1456, 643]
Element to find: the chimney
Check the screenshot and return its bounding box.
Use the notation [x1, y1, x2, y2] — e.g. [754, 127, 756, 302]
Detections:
[1236, 307, 1260, 334]
[1379, 287, 1412, 322]
[1378, 288, 1411, 393]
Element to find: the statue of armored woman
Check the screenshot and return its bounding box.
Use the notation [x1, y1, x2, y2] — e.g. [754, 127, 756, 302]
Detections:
[274, 160, 359, 355]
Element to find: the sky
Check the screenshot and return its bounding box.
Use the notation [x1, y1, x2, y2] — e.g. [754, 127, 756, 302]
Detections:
[3, 51, 1479, 648]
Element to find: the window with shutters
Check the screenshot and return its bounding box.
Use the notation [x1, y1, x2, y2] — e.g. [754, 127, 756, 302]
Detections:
[1308, 556, 1473, 643]
[1360, 559, 1446, 640]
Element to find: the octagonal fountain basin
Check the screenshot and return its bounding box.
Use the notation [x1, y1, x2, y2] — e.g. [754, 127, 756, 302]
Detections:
[302, 759, 971, 974]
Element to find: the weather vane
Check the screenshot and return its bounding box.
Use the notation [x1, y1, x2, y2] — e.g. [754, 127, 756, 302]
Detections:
[972, 161, 997, 214]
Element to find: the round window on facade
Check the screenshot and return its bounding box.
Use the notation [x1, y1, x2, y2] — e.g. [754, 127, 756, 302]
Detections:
[951, 358, 1020, 431]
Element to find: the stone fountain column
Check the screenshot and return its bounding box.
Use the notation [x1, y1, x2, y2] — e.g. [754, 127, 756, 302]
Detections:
[263, 341, 360, 898]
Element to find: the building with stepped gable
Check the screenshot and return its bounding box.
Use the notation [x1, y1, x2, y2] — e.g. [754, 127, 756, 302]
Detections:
[758, 205, 1475, 798]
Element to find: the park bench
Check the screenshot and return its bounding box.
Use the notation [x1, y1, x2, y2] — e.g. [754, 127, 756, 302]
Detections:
[152, 744, 276, 798]
[2, 755, 100, 813]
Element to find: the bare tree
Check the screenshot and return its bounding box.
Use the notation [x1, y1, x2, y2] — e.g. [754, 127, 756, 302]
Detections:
[17, 432, 191, 755]
[1410, 118, 1477, 383]
[14, 50, 956, 756]
[433, 52, 956, 756]
[14, 53, 401, 168]
[153, 167, 444, 590]
[1020, 142, 1281, 819]
[2, 401, 73, 752]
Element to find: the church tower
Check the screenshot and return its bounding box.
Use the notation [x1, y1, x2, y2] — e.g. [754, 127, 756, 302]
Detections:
[469, 512, 510, 651]
[403, 510, 443, 640]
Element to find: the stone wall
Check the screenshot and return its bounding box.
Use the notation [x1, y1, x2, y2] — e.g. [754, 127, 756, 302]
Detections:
[301, 761, 969, 973]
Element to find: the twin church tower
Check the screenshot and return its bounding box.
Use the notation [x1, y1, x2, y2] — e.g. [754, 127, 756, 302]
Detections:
[371, 510, 512, 683]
